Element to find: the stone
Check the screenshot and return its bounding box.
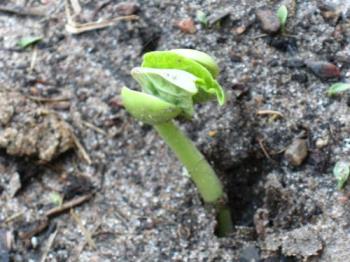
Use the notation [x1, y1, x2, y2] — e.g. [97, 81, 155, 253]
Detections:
[176, 18, 196, 34]
[305, 61, 341, 79]
[256, 9, 281, 34]
[284, 139, 308, 166]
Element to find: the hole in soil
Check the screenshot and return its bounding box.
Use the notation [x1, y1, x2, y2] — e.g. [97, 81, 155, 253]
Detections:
[224, 155, 272, 227]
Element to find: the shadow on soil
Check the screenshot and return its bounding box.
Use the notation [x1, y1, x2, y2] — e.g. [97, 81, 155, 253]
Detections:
[224, 155, 272, 227]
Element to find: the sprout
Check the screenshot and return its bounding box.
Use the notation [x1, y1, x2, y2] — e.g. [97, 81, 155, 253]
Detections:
[196, 10, 209, 28]
[276, 5, 288, 33]
[327, 83, 350, 96]
[17, 36, 42, 49]
[121, 49, 232, 236]
[333, 161, 350, 190]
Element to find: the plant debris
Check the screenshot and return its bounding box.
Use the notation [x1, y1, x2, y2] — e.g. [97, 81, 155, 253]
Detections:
[0, 91, 74, 162]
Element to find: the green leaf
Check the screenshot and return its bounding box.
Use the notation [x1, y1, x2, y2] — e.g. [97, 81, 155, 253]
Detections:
[131, 67, 198, 117]
[141, 50, 226, 105]
[17, 36, 42, 49]
[170, 49, 220, 78]
[333, 161, 350, 190]
[277, 5, 288, 31]
[121, 87, 181, 125]
[327, 83, 350, 96]
[196, 10, 208, 27]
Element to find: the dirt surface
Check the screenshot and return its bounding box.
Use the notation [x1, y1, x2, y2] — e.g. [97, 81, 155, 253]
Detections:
[0, 0, 350, 261]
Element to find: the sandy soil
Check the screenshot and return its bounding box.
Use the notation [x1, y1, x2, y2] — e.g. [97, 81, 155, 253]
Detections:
[0, 0, 350, 261]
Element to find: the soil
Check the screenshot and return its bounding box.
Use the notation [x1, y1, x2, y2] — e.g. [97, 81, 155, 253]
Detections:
[0, 0, 350, 261]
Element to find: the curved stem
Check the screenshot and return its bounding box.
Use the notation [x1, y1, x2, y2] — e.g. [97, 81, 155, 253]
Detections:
[154, 121, 233, 235]
[154, 121, 223, 203]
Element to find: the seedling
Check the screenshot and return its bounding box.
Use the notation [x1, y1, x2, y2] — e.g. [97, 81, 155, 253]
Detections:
[17, 36, 42, 49]
[333, 161, 350, 189]
[276, 5, 288, 33]
[327, 82, 350, 96]
[196, 10, 208, 27]
[121, 49, 233, 236]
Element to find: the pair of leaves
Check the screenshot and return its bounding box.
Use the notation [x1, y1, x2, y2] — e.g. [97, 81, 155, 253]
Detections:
[141, 50, 224, 105]
[122, 49, 226, 124]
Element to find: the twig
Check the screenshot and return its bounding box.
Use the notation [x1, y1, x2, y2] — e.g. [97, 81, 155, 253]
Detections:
[29, 46, 38, 73]
[83, 121, 107, 135]
[0, 5, 46, 17]
[70, 0, 82, 15]
[251, 34, 269, 39]
[2, 212, 24, 224]
[256, 110, 284, 118]
[70, 132, 92, 165]
[66, 15, 138, 34]
[258, 139, 272, 160]
[27, 96, 70, 103]
[45, 193, 93, 218]
[70, 210, 96, 250]
[65, 0, 138, 34]
[40, 227, 59, 262]
[74, 222, 101, 257]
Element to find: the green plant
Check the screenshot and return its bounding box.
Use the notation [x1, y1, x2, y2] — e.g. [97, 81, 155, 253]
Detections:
[333, 161, 350, 189]
[121, 49, 233, 236]
[276, 5, 288, 33]
[196, 10, 208, 27]
[327, 82, 350, 96]
[17, 36, 42, 49]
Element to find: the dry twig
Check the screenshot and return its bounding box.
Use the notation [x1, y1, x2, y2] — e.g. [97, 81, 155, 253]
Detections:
[0, 4, 45, 17]
[70, 209, 96, 250]
[45, 193, 93, 218]
[83, 121, 107, 135]
[65, 0, 138, 34]
[27, 96, 70, 103]
[256, 110, 284, 118]
[71, 132, 92, 165]
[258, 139, 272, 160]
[40, 227, 59, 262]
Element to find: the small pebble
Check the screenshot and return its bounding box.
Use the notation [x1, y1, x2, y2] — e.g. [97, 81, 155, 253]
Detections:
[31, 237, 39, 248]
[305, 61, 341, 79]
[256, 9, 281, 34]
[233, 25, 247, 35]
[207, 9, 231, 27]
[268, 37, 297, 53]
[208, 130, 217, 137]
[176, 18, 196, 34]
[284, 139, 308, 166]
[315, 137, 329, 149]
[291, 73, 308, 84]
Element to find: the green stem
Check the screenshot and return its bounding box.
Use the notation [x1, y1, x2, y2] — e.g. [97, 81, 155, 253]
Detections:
[154, 121, 223, 203]
[154, 120, 233, 236]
